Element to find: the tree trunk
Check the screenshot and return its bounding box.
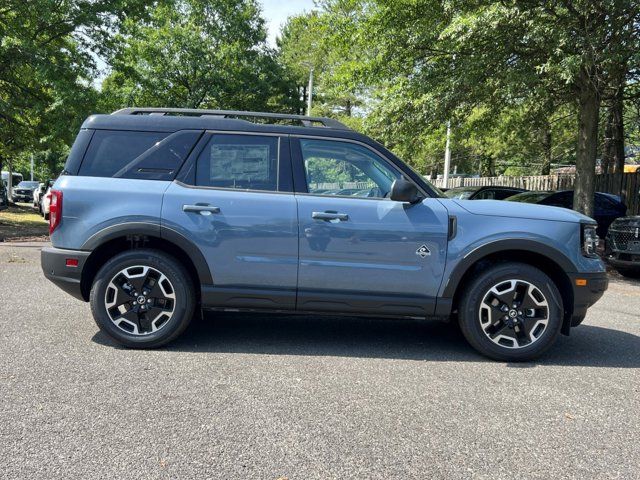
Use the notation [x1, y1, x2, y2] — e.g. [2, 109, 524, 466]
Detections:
[345, 99, 352, 117]
[301, 85, 307, 115]
[610, 84, 625, 172]
[602, 106, 613, 174]
[541, 128, 552, 175]
[574, 69, 600, 217]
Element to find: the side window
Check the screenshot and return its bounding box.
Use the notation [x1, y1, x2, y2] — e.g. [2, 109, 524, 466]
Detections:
[79, 130, 168, 177]
[300, 139, 401, 198]
[113, 130, 202, 180]
[474, 189, 496, 200]
[494, 190, 518, 200]
[195, 134, 280, 191]
[544, 192, 573, 208]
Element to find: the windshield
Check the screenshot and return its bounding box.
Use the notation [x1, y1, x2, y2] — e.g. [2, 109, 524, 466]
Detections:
[17, 181, 39, 189]
[444, 187, 477, 199]
[505, 192, 551, 203]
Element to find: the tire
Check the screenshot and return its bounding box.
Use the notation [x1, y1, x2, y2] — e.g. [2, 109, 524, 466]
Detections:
[616, 267, 640, 279]
[458, 262, 563, 361]
[89, 249, 195, 348]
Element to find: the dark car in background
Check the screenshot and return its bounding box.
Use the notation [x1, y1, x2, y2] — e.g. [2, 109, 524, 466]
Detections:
[11, 180, 40, 203]
[444, 185, 527, 200]
[605, 216, 640, 278]
[506, 190, 627, 237]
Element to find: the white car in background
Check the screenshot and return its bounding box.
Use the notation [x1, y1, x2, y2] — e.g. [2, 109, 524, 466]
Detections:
[33, 182, 45, 211]
[42, 186, 52, 220]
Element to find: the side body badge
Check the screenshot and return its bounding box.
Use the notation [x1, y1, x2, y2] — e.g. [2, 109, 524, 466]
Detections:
[416, 245, 431, 258]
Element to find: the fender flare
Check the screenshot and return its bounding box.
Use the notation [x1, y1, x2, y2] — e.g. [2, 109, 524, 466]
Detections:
[441, 238, 577, 299]
[81, 221, 213, 285]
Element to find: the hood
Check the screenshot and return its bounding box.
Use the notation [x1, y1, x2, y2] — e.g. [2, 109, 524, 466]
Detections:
[452, 199, 595, 223]
[611, 216, 640, 228]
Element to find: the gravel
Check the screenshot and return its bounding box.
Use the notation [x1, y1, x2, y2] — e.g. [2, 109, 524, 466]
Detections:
[1, 244, 639, 479]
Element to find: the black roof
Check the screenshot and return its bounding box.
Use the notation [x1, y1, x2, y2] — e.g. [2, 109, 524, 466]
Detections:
[81, 108, 371, 144]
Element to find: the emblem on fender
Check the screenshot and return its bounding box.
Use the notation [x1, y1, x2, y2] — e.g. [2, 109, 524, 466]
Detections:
[416, 245, 431, 258]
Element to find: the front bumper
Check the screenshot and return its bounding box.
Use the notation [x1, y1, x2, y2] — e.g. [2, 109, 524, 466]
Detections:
[567, 271, 608, 326]
[606, 252, 640, 269]
[12, 193, 33, 202]
[41, 247, 91, 301]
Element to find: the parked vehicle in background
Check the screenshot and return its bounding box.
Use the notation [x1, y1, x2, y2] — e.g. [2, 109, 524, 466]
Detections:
[1, 171, 23, 197]
[33, 182, 45, 210]
[0, 181, 7, 211]
[11, 180, 40, 203]
[35, 180, 55, 214]
[41, 108, 608, 361]
[41, 183, 54, 220]
[506, 190, 627, 238]
[605, 216, 640, 278]
[624, 159, 640, 173]
[444, 186, 527, 200]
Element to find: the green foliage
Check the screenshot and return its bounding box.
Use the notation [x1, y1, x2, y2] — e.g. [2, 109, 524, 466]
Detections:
[0, 0, 147, 176]
[101, 0, 302, 112]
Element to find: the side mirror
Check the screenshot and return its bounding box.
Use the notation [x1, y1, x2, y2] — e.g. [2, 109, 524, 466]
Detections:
[390, 177, 422, 203]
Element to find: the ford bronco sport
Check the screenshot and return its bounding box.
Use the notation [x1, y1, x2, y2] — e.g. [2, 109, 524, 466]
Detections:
[41, 108, 608, 361]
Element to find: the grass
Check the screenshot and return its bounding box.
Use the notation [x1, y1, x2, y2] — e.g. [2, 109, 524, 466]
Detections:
[0, 203, 49, 242]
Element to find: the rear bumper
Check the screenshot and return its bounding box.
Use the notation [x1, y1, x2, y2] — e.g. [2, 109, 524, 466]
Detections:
[41, 247, 90, 301]
[568, 271, 608, 326]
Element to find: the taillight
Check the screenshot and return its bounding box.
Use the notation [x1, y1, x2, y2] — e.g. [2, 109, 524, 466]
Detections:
[49, 190, 63, 235]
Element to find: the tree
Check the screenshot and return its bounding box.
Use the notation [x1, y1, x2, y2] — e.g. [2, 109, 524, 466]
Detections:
[101, 0, 301, 113]
[311, 0, 640, 215]
[0, 0, 147, 182]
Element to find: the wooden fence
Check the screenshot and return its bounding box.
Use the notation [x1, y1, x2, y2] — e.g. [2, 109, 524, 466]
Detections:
[432, 172, 640, 215]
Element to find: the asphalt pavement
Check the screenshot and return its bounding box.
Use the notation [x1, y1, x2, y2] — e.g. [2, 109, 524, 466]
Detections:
[1, 243, 639, 479]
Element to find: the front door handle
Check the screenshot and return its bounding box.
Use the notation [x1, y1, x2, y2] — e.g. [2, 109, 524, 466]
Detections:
[312, 211, 349, 221]
[183, 204, 221, 215]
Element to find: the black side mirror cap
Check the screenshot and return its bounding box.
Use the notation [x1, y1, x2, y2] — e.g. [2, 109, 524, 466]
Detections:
[390, 177, 422, 203]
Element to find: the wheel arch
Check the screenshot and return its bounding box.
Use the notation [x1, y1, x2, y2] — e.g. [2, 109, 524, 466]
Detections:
[80, 223, 212, 302]
[443, 240, 576, 334]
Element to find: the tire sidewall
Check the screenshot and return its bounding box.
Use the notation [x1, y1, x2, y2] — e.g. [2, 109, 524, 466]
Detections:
[459, 263, 563, 361]
[90, 249, 194, 348]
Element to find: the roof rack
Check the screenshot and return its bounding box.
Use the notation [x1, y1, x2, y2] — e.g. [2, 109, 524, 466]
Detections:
[111, 107, 350, 130]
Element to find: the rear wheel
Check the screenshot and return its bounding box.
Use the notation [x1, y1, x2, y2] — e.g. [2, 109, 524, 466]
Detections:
[90, 249, 195, 348]
[458, 262, 563, 361]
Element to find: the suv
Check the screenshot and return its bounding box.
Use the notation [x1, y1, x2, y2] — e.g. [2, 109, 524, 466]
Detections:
[605, 216, 640, 278]
[42, 108, 608, 361]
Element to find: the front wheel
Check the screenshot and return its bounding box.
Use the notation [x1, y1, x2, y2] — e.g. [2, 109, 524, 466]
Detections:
[615, 267, 640, 279]
[90, 249, 195, 348]
[458, 262, 563, 361]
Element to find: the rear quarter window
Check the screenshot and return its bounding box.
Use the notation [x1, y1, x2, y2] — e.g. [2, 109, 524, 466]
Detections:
[78, 130, 168, 178]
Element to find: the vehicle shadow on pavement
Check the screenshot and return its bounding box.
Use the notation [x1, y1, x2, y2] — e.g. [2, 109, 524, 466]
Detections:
[92, 312, 640, 367]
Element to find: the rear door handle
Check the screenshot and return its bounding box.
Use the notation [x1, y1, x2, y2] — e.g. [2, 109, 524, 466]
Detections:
[312, 211, 349, 221]
[182, 204, 220, 215]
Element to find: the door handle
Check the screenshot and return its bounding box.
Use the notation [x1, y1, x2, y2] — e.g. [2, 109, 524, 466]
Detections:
[182, 204, 221, 215]
[312, 211, 349, 221]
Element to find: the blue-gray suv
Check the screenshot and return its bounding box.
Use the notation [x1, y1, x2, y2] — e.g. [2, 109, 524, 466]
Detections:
[41, 108, 608, 361]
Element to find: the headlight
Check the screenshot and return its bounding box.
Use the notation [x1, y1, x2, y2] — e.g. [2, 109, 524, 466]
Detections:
[582, 224, 599, 257]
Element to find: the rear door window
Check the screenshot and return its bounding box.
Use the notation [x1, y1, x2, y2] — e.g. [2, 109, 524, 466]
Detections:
[195, 134, 281, 192]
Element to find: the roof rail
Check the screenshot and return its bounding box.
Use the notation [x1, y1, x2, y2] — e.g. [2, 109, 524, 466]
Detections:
[111, 107, 350, 130]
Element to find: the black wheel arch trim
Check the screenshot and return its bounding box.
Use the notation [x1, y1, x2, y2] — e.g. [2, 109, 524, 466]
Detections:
[441, 238, 577, 299]
[80, 221, 213, 285]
